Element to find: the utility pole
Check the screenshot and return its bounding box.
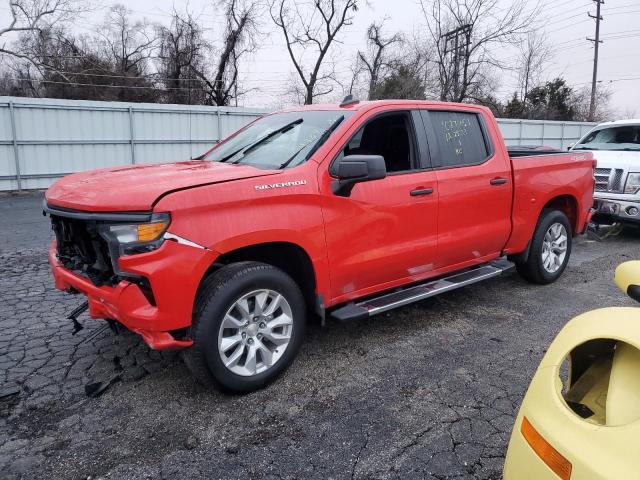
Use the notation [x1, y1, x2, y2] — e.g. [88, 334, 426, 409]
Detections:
[441, 24, 472, 102]
[587, 0, 604, 121]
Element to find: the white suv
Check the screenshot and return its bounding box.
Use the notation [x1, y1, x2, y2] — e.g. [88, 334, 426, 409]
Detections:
[572, 119, 640, 224]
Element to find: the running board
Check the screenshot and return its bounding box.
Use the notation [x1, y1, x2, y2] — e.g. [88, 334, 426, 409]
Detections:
[330, 259, 515, 322]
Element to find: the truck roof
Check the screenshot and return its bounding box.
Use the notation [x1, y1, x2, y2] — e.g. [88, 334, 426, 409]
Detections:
[595, 118, 640, 128]
[278, 99, 490, 113]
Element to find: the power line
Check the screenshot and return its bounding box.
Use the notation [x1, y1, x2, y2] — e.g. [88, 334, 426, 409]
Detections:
[605, 77, 640, 83]
[575, 75, 640, 86]
[545, 20, 591, 36]
[20, 69, 321, 84]
[607, 9, 640, 16]
[563, 52, 640, 67]
[601, 33, 640, 40]
[543, 6, 640, 34]
[13, 77, 223, 92]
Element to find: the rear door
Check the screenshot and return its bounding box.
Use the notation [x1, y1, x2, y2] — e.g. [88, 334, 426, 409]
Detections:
[319, 108, 439, 304]
[421, 109, 512, 269]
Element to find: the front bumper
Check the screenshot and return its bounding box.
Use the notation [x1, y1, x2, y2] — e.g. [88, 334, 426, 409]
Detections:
[593, 195, 640, 223]
[49, 238, 217, 350]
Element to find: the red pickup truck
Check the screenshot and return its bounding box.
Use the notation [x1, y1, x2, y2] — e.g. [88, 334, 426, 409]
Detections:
[44, 99, 594, 392]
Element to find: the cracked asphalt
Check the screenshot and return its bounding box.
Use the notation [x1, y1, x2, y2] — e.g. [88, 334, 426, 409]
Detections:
[2, 191, 640, 480]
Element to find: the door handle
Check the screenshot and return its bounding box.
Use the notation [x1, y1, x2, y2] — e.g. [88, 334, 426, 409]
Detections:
[490, 177, 508, 185]
[410, 187, 434, 196]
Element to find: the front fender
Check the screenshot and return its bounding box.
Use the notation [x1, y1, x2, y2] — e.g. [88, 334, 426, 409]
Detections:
[208, 230, 330, 302]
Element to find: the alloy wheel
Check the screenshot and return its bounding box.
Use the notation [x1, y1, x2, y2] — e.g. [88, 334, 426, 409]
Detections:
[217, 289, 294, 376]
[541, 222, 568, 274]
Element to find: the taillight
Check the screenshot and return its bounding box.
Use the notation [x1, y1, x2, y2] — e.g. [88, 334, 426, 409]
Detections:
[521, 417, 572, 480]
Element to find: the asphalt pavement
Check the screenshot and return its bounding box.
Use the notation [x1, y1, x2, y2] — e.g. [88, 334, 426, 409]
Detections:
[2, 191, 639, 480]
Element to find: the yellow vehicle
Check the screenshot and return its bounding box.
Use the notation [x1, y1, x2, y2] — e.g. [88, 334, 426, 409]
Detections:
[503, 261, 640, 480]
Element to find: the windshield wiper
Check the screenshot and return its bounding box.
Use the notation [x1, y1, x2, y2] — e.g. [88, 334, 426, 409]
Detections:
[304, 115, 344, 162]
[278, 144, 310, 170]
[221, 118, 303, 164]
[278, 115, 345, 170]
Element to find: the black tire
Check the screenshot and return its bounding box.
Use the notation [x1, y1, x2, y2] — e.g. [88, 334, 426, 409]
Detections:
[184, 262, 306, 393]
[516, 209, 572, 285]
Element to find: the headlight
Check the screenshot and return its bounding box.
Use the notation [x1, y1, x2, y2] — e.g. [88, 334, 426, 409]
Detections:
[625, 173, 640, 194]
[106, 214, 170, 244]
[101, 213, 170, 256]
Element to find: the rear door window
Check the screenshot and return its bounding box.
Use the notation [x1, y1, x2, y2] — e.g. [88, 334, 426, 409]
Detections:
[422, 111, 491, 168]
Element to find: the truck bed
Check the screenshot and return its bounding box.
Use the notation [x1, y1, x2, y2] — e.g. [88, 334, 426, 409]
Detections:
[507, 146, 564, 158]
[504, 150, 595, 255]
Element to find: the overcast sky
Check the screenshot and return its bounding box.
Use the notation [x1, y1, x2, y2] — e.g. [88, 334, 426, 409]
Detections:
[7, 0, 640, 116]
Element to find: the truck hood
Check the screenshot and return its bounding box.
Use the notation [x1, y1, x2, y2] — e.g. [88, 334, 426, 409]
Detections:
[584, 150, 640, 170]
[45, 160, 281, 211]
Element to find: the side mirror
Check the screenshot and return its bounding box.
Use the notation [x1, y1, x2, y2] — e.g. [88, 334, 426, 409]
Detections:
[614, 261, 640, 302]
[331, 154, 387, 196]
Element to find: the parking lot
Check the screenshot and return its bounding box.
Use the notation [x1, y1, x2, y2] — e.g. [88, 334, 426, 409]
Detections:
[1, 191, 639, 480]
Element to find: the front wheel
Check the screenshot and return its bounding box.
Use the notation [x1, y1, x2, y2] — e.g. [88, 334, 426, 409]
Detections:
[185, 262, 306, 393]
[516, 209, 572, 285]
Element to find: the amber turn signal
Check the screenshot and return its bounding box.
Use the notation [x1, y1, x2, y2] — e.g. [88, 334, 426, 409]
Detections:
[521, 417, 572, 480]
[137, 221, 169, 242]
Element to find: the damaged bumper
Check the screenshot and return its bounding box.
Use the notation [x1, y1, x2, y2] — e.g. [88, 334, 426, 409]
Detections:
[49, 238, 217, 350]
[593, 196, 640, 224]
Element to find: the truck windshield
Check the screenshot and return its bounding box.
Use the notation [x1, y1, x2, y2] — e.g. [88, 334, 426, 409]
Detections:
[574, 125, 640, 151]
[205, 110, 352, 168]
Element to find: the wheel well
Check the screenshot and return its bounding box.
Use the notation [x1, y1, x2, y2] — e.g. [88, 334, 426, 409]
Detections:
[206, 242, 317, 310]
[544, 195, 578, 233]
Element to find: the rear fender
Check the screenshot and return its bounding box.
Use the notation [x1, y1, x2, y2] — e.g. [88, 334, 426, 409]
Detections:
[506, 189, 581, 255]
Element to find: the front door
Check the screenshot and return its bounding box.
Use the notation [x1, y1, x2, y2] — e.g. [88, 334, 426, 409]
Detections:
[320, 109, 439, 305]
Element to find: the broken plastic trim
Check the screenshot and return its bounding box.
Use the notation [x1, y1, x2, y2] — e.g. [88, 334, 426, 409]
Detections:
[559, 338, 640, 426]
[85, 373, 121, 398]
[67, 301, 89, 335]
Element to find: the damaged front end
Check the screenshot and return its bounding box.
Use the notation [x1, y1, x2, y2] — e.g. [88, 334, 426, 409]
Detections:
[44, 202, 213, 351]
[46, 203, 167, 292]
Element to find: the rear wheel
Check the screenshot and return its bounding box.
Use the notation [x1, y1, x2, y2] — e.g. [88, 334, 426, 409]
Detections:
[516, 209, 572, 285]
[185, 262, 306, 392]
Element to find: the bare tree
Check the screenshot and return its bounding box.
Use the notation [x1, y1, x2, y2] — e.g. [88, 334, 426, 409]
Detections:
[0, 0, 82, 60]
[0, 0, 262, 105]
[572, 84, 612, 122]
[10, 4, 161, 102]
[357, 20, 403, 100]
[271, 0, 359, 105]
[156, 10, 208, 104]
[88, 4, 160, 102]
[97, 4, 157, 78]
[419, 0, 540, 103]
[0, 64, 36, 95]
[156, 1, 259, 107]
[209, 0, 258, 106]
[517, 32, 550, 100]
[14, 24, 160, 101]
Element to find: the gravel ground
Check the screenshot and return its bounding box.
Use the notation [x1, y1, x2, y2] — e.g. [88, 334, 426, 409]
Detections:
[1, 191, 639, 480]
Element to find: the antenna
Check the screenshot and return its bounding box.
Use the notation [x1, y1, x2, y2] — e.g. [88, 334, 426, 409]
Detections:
[340, 95, 360, 107]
